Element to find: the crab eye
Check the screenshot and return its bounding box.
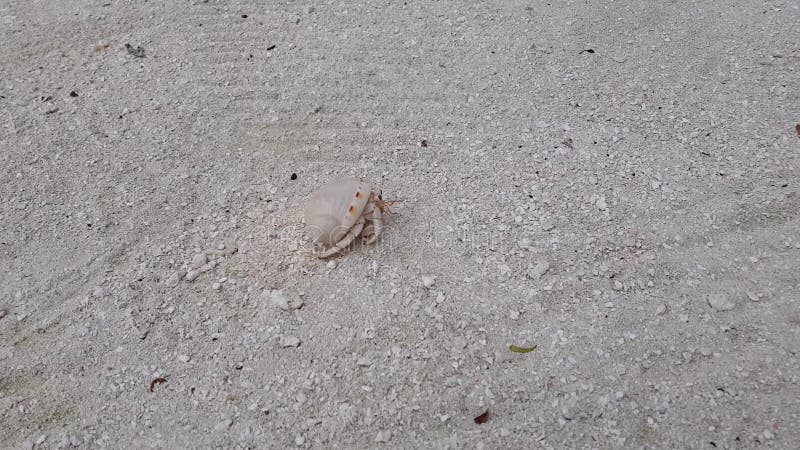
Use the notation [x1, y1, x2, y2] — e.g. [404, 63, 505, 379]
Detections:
[378, 192, 383, 200]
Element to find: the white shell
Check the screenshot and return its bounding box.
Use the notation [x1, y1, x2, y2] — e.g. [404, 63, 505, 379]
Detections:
[305, 177, 373, 246]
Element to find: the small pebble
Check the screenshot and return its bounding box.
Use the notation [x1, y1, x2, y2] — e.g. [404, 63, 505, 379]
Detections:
[561, 404, 577, 420]
[0, 310, 6, 320]
[92, 287, 104, 298]
[35, 434, 46, 445]
[217, 243, 226, 250]
[281, 336, 301, 347]
[655, 303, 667, 315]
[69, 434, 83, 447]
[166, 270, 184, 287]
[326, 260, 337, 270]
[375, 430, 392, 443]
[295, 433, 305, 446]
[269, 289, 303, 310]
[191, 253, 208, 269]
[214, 419, 232, 431]
[527, 261, 550, 279]
[211, 282, 221, 290]
[707, 293, 735, 311]
[422, 275, 436, 289]
[178, 354, 191, 363]
[185, 270, 201, 282]
[746, 291, 760, 302]
[357, 357, 372, 367]
[270, 290, 289, 310]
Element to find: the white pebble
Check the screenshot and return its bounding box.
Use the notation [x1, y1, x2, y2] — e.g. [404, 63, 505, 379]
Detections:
[326, 260, 337, 270]
[375, 430, 392, 443]
[270, 290, 289, 310]
[214, 419, 232, 431]
[185, 270, 201, 282]
[295, 434, 305, 446]
[269, 289, 303, 310]
[166, 270, 184, 287]
[92, 287, 104, 298]
[356, 357, 372, 367]
[615, 391, 625, 400]
[422, 275, 436, 289]
[707, 293, 735, 311]
[178, 354, 191, 363]
[191, 253, 207, 269]
[217, 243, 226, 250]
[655, 303, 667, 315]
[527, 261, 550, 279]
[211, 282, 221, 290]
[281, 336, 301, 347]
[596, 197, 608, 210]
[68, 434, 83, 447]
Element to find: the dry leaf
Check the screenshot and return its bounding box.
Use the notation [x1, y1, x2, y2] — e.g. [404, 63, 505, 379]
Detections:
[474, 410, 490, 424]
[149, 377, 167, 392]
[509, 344, 537, 353]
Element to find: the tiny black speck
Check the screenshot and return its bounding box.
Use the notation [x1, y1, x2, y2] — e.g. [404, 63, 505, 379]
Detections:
[266, 44, 276, 51]
[70, 91, 78, 97]
[241, 14, 248, 18]
[290, 173, 298, 180]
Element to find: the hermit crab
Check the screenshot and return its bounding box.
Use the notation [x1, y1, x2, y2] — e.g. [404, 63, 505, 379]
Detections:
[304, 177, 396, 258]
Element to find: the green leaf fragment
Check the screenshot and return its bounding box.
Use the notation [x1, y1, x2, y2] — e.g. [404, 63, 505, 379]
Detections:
[509, 344, 537, 353]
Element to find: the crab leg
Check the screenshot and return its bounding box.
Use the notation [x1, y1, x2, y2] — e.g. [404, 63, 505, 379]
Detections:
[362, 197, 383, 245]
[314, 216, 365, 258]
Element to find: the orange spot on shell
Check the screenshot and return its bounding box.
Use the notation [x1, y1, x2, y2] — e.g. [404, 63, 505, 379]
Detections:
[348, 205, 354, 213]
[355, 191, 362, 198]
